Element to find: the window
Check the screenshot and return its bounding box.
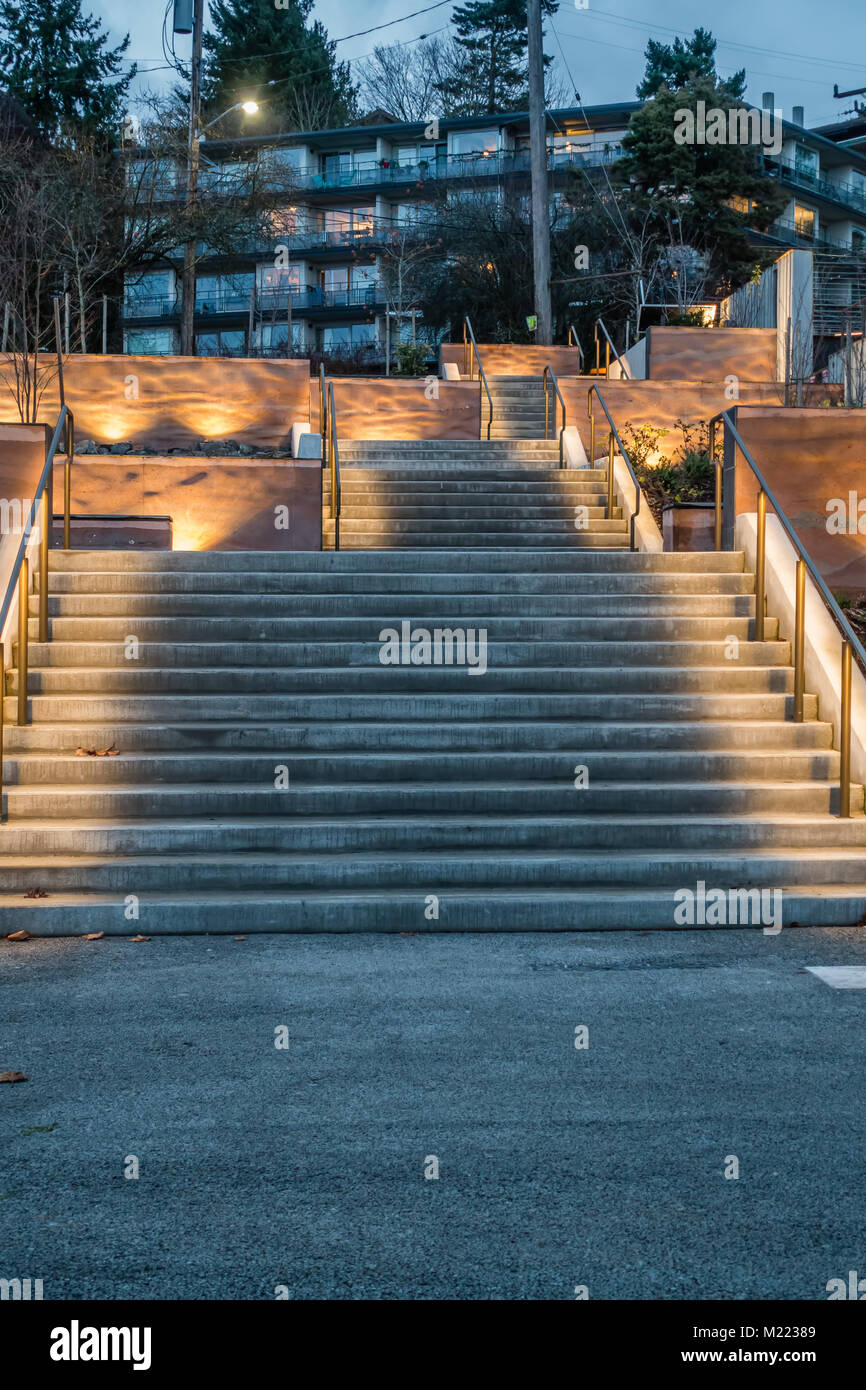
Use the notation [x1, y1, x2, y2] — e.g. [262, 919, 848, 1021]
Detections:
[450, 130, 498, 157]
[256, 322, 306, 355]
[125, 328, 177, 355]
[794, 144, 819, 178]
[195, 272, 254, 314]
[258, 264, 300, 293]
[322, 323, 377, 350]
[794, 204, 816, 239]
[194, 329, 246, 356]
[125, 271, 174, 317]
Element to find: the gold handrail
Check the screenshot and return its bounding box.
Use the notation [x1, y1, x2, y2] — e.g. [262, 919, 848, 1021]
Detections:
[709, 407, 866, 818]
[542, 365, 567, 468]
[327, 381, 342, 552]
[586, 384, 643, 551]
[0, 406, 73, 815]
[462, 317, 493, 440]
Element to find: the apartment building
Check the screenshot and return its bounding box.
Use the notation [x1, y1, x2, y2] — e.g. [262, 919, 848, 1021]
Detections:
[120, 98, 866, 357]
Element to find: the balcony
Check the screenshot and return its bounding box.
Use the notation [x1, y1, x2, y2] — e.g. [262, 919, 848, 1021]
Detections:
[125, 144, 625, 205]
[772, 160, 866, 216]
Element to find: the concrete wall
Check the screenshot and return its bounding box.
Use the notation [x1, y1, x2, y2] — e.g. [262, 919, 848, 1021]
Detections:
[52, 455, 322, 551]
[561, 379, 789, 463]
[728, 406, 866, 592]
[645, 327, 777, 382]
[312, 377, 481, 440]
[0, 355, 311, 452]
[439, 344, 582, 377]
[0, 422, 49, 647]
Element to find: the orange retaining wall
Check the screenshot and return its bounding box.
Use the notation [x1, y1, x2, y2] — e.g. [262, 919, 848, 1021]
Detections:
[645, 327, 777, 382]
[311, 377, 481, 440]
[0, 355, 311, 452]
[728, 407, 866, 592]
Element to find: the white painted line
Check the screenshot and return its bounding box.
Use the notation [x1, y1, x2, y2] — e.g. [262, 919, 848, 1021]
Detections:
[805, 966, 866, 990]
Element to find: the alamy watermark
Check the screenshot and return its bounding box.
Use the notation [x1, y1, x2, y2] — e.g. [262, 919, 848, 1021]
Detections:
[673, 101, 782, 156]
[378, 621, 488, 675]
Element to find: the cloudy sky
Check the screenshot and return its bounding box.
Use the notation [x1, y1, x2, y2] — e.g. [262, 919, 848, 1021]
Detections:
[90, 0, 866, 130]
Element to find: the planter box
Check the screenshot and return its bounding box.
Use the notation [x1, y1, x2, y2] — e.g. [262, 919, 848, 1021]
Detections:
[662, 501, 716, 552]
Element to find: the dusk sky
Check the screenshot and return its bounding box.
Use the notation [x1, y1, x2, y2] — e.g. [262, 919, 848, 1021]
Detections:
[92, 0, 865, 131]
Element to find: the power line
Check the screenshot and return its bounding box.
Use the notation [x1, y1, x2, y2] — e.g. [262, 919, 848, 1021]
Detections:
[213, 1, 455, 65]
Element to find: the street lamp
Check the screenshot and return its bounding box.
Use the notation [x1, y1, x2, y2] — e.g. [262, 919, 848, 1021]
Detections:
[181, 94, 262, 354]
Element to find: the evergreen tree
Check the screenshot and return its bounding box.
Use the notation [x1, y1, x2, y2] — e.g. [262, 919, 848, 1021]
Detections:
[441, 0, 558, 117]
[637, 26, 745, 102]
[0, 0, 134, 144]
[202, 0, 358, 135]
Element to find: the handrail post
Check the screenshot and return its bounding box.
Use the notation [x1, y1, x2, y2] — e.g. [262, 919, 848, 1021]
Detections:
[793, 559, 805, 722]
[17, 558, 28, 726]
[594, 326, 599, 377]
[710, 419, 722, 552]
[607, 432, 615, 519]
[840, 640, 852, 818]
[587, 388, 595, 466]
[755, 488, 766, 643]
[38, 492, 49, 643]
[605, 338, 610, 378]
[544, 369, 550, 440]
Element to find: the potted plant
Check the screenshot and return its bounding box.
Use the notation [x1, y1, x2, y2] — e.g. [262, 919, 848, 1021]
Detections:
[620, 419, 720, 551]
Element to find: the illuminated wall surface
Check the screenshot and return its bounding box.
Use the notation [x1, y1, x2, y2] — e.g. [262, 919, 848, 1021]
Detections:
[49, 456, 323, 552]
[0, 424, 49, 623]
[645, 327, 778, 382]
[310, 378, 481, 440]
[731, 407, 866, 592]
[0, 355, 312, 451]
[561, 379, 841, 463]
[439, 344, 583, 378]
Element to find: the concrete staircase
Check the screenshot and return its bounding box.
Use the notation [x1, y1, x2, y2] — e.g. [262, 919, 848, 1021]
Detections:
[485, 375, 547, 439]
[1, 545, 865, 934]
[324, 441, 627, 549]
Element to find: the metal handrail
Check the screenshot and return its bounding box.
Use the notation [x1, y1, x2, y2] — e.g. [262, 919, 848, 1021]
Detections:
[0, 407, 74, 810]
[462, 316, 493, 440]
[567, 324, 584, 368]
[594, 316, 631, 380]
[709, 407, 866, 818]
[586, 384, 642, 551]
[327, 381, 342, 552]
[319, 363, 328, 466]
[542, 365, 567, 468]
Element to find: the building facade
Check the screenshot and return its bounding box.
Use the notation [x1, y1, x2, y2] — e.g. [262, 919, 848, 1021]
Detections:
[121, 99, 866, 358]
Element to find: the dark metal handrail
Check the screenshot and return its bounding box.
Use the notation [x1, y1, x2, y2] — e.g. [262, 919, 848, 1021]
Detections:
[567, 324, 584, 368]
[594, 316, 631, 379]
[327, 380, 342, 552]
[462, 316, 493, 440]
[542, 365, 567, 468]
[0, 407, 74, 809]
[586, 384, 642, 550]
[709, 407, 866, 817]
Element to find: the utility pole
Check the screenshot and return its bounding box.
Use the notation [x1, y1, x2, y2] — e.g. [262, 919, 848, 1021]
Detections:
[181, 0, 205, 356]
[527, 0, 552, 344]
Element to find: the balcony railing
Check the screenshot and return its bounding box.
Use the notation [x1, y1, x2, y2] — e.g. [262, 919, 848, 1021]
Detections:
[773, 160, 866, 215]
[123, 286, 383, 321]
[125, 144, 626, 203]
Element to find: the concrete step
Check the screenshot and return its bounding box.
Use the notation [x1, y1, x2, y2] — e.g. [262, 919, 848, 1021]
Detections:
[6, 688, 818, 724]
[2, 813, 864, 857]
[1, 719, 834, 755]
[45, 549, 747, 572]
[0, 747, 842, 786]
[2, 778, 862, 819]
[1, 885, 864, 933]
[1, 848, 864, 894]
[24, 613, 783, 645]
[43, 571, 756, 596]
[330, 532, 630, 548]
[37, 593, 763, 620]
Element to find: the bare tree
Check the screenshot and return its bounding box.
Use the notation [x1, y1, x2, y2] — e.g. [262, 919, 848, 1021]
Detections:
[355, 36, 469, 121]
